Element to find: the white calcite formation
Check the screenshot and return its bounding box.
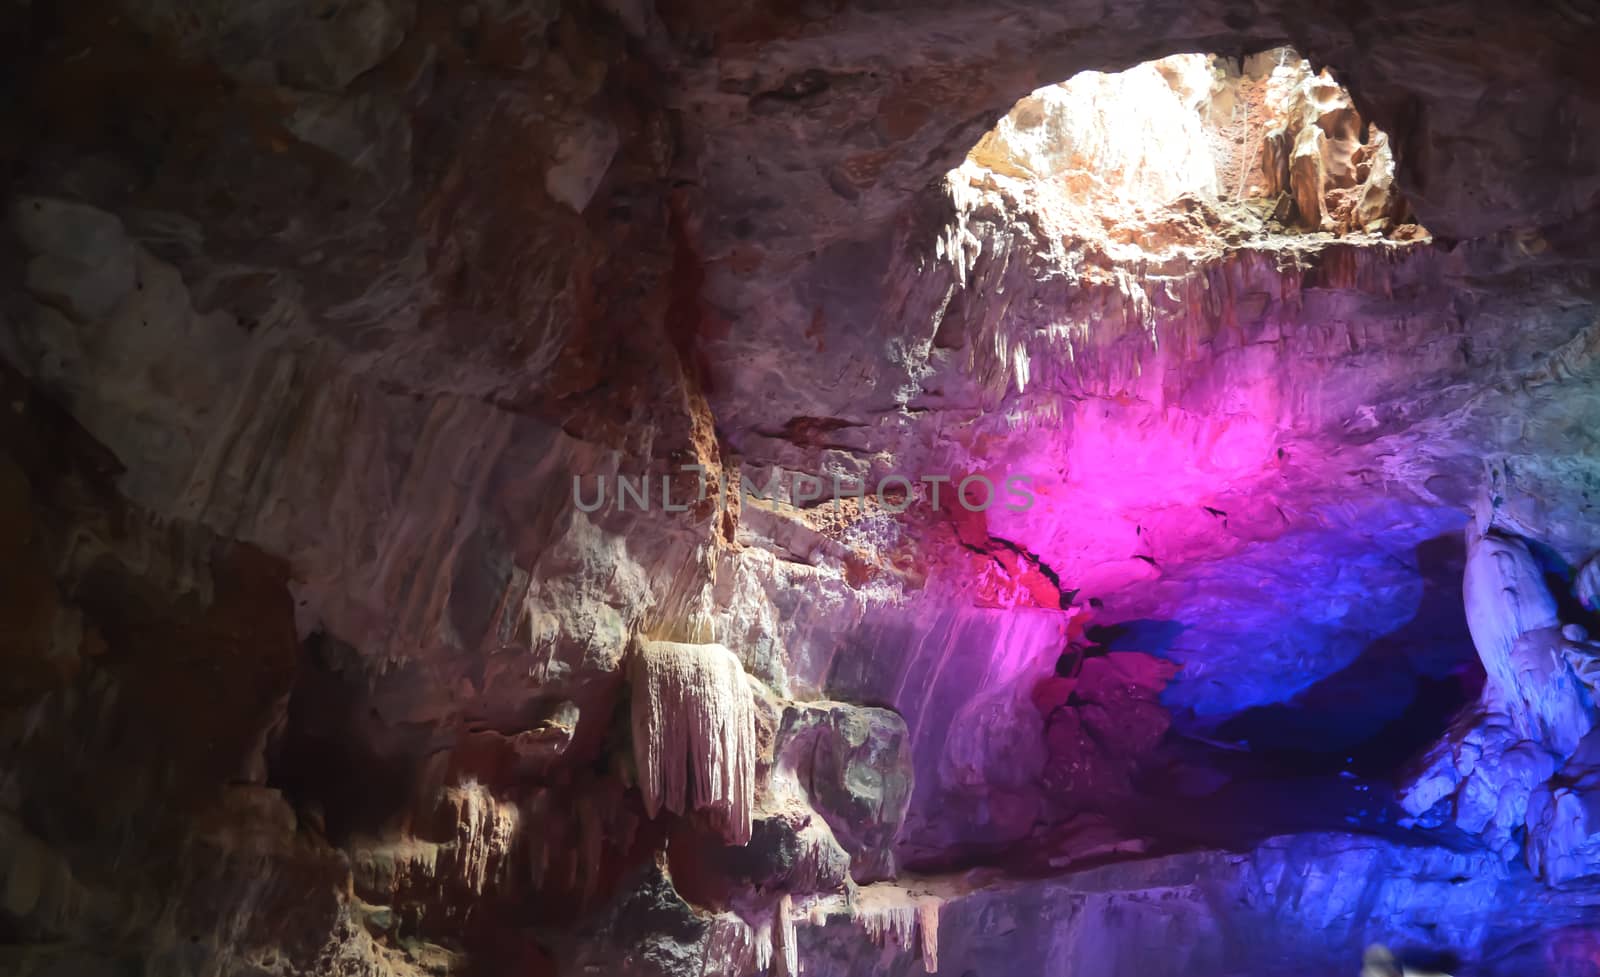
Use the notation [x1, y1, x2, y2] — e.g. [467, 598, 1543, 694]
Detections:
[630, 640, 758, 845]
[1527, 766, 1600, 885]
[850, 886, 942, 974]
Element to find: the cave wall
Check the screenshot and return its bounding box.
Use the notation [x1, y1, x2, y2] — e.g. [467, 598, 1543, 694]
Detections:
[3, 1, 1600, 975]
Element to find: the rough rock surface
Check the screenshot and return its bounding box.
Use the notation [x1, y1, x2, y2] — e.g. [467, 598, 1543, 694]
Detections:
[778, 701, 913, 882]
[798, 834, 1600, 977]
[5, 0, 1600, 975]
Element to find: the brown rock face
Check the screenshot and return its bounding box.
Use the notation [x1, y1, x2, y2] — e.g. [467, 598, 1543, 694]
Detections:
[5, 0, 1600, 975]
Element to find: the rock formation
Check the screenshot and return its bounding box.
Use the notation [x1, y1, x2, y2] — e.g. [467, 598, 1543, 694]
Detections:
[6, 1, 1600, 976]
[1395, 507, 1600, 883]
[631, 640, 759, 845]
[1462, 529, 1586, 750]
[1579, 557, 1600, 614]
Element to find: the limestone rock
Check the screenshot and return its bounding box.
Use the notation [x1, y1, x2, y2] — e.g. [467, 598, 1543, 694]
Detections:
[505, 699, 581, 765]
[10, 0, 1600, 972]
[562, 858, 711, 977]
[1578, 555, 1600, 612]
[798, 835, 1546, 977]
[1463, 530, 1562, 674]
[122, 0, 416, 91]
[675, 811, 851, 902]
[779, 702, 914, 881]
[1039, 652, 1178, 808]
[11, 196, 137, 323]
[942, 683, 1047, 794]
[284, 92, 412, 189]
[545, 116, 620, 214]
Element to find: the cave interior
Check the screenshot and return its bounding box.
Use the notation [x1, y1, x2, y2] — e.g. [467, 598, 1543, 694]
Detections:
[5, 3, 1600, 977]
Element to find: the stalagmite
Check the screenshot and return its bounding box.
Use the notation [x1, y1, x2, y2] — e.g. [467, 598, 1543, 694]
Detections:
[1403, 522, 1597, 854]
[1577, 555, 1600, 612]
[629, 640, 757, 845]
[1459, 527, 1593, 753]
[1462, 529, 1560, 702]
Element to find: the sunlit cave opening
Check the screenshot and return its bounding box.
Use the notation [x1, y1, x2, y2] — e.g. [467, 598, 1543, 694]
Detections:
[11, 9, 1600, 977]
[954, 49, 1425, 251]
[906, 48, 1473, 839]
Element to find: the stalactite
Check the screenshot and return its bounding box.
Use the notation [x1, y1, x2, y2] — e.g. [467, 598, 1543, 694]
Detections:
[774, 894, 799, 977]
[753, 917, 774, 972]
[629, 640, 757, 845]
[441, 782, 519, 895]
[851, 888, 942, 973]
[917, 898, 941, 973]
[856, 902, 916, 947]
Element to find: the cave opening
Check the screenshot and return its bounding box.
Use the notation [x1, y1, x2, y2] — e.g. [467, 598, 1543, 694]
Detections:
[948, 48, 1424, 256]
[897, 47, 1479, 865]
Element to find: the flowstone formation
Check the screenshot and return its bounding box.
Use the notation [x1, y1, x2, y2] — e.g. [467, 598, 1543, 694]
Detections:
[7, 1, 1600, 976]
[630, 640, 759, 845]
